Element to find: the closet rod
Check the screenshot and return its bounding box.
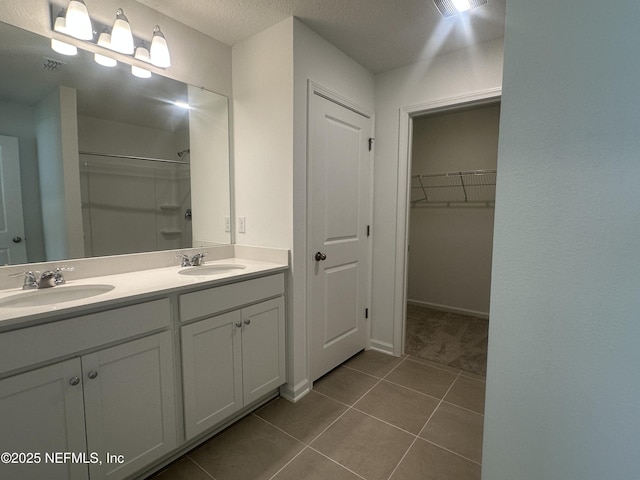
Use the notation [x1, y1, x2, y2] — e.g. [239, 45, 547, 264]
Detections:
[79, 151, 190, 165]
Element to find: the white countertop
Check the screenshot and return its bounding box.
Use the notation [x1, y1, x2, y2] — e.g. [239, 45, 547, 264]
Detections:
[0, 257, 287, 331]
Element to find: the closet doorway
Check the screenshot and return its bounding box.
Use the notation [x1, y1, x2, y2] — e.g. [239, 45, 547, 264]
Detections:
[404, 102, 500, 377]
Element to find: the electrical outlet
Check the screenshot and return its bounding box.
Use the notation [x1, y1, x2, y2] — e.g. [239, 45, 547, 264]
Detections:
[225, 216, 231, 232]
[238, 216, 246, 234]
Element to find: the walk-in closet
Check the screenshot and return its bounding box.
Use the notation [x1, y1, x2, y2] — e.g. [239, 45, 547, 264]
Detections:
[405, 102, 500, 376]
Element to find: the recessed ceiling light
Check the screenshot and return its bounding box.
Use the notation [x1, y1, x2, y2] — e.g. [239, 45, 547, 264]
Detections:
[433, 0, 488, 17]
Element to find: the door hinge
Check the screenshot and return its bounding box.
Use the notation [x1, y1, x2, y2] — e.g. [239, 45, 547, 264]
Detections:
[365, 308, 369, 319]
[367, 225, 370, 237]
[368, 138, 375, 151]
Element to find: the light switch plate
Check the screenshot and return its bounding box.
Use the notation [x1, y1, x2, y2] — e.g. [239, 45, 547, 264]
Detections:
[225, 216, 231, 232]
[238, 216, 246, 234]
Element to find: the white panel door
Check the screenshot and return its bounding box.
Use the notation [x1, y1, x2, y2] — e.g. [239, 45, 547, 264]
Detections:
[309, 91, 372, 382]
[0, 358, 88, 480]
[0, 135, 27, 264]
[83, 332, 177, 480]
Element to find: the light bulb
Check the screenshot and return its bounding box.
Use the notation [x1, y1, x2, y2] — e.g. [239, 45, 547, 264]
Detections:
[110, 8, 134, 54]
[451, 0, 472, 12]
[132, 47, 152, 78]
[94, 31, 117, 67]
[150, 26, 171, 68]
[65, 0, 93, 40]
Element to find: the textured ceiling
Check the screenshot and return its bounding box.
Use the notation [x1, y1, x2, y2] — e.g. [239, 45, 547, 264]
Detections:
[135, 0, 506, 73]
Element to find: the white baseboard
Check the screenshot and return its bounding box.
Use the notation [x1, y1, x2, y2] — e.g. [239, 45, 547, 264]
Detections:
[279, 379, 310, 403]
[407, 299, 489, 320]
[369, 339, 395, 355]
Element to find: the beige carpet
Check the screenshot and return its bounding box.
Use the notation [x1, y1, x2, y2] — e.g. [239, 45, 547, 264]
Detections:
[405, 304, 489, 377]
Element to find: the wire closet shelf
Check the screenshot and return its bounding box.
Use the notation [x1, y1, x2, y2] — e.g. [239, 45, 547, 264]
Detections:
[411, 169, 496, 207]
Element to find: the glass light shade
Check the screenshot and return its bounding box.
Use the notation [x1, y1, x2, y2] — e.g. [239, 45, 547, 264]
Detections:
[65, 0, 93, 40]
[51, 38, 78, 56]
[132, 47, 152, 78]
[110, 9, 134, 55]
[451, 0, 472, 12]
[150, 26, 171, 68]
[94, 32, 117, 67]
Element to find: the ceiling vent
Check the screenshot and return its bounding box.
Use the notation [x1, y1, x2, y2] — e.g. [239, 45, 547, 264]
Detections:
[42, 57, 65, 72]
[433, 0, 488, 17]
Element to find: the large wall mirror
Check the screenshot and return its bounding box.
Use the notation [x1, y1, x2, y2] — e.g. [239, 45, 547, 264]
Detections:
[0, 21, 231, 266]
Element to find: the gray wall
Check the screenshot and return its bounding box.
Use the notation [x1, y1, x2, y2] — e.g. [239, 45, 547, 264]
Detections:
[483, 0, 640, 478]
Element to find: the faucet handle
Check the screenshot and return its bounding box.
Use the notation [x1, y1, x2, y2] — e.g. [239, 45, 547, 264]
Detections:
[9, 271, 38, 290]
[53, 266, 74, 285]
[176, 253, 191, 267]
[190, 252, 206, 266]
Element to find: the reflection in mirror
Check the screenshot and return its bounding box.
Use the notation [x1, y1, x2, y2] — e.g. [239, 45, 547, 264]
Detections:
[0, 21, 230, 266]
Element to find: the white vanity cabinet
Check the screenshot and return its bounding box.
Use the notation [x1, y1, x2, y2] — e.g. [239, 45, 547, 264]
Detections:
[0, 358, 88, 480]
[0, 300, 177, 480]
[180, 274, 286, 440]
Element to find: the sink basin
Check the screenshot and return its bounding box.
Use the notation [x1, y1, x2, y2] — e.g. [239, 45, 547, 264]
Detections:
[0, 284, 115, 308]
[179, 264, 247, 276]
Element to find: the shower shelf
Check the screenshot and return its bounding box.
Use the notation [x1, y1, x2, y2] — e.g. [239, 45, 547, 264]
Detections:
[411, 169, 496, 207]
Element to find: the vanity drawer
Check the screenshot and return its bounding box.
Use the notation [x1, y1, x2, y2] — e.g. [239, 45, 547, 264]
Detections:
[179, 274, 284, 322]
[0, 298, 170, 376]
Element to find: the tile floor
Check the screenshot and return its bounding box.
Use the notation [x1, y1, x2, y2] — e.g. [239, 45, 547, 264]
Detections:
[151, 350, 485, 480]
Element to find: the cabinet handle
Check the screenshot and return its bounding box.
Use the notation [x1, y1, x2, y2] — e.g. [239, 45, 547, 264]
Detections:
[243, 319, 251, 326]
[69, 376, 80, 386]
[87, 370, 98, 380]
[235, 321, 242, 328]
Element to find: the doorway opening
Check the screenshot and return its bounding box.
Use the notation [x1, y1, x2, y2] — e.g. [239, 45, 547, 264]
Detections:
[404, 101, 500, 377]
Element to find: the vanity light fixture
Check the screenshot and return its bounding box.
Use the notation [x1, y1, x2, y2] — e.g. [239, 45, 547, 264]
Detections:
[94, 30, 117, 67]
[50, 3, 172, 78]
[62, 0, 93, 40]
[433, 0, 487, 17]
[173, 101, 191, 109]
[150, 26, 171, 68]
[109, 8, 134, 55]
[131, 47, 152, 78]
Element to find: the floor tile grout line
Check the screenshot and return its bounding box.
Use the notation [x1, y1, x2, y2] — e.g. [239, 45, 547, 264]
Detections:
[266, 446, 311, 480]
[185, 455, 218, 480]
[255, 411, 369, 480]
[441, 398, 485, 416]
[380, 378, 449, 403]
[418, 370, 463, 438]
[350, 405, 424, 438]
[419, 437, 483, 467]
[306, 445, 369, 480]
[385, 370, 463, 480]
[252, 412, 309, 446]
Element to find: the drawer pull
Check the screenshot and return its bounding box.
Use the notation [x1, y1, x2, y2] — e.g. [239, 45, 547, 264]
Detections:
[69, 376, 80, 386]
[88, 370, 99, 380]
[243, 319, 251, 326]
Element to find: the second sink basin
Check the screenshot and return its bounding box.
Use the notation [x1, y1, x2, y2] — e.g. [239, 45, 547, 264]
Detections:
[179, 264, 247, 276]
[0, 284, 115, 308]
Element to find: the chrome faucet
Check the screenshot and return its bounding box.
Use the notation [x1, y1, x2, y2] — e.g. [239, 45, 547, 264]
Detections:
[176, 252, 206, 267]
[10, 266, 74, 289]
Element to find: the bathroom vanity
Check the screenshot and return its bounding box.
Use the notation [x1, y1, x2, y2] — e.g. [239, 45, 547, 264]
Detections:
[0, 248, 288, 480]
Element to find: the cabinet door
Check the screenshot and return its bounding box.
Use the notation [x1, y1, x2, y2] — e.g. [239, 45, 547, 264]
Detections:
[0, 358, 88, 480]
[83, 332, 177, 480]
[241, 297, 286, 405]
[181, 310, 243, 440]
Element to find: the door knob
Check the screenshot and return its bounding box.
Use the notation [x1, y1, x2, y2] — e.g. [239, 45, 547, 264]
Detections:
[315, 252, 327, 261]
[12, 236, 22, 243]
